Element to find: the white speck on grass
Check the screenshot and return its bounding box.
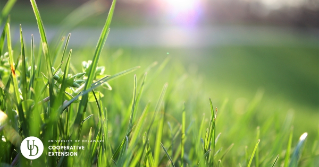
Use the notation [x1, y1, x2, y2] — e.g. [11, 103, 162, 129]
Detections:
[299, 132, 308, 141]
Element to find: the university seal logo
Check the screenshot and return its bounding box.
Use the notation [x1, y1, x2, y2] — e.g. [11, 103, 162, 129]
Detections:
[20, 136, 44, 160]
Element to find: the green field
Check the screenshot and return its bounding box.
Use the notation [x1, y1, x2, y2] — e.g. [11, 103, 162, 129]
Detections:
[0, 0, 318, 166]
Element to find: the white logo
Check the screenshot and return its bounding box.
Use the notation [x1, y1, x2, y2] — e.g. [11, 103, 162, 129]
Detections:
[20, 136, 44, 160]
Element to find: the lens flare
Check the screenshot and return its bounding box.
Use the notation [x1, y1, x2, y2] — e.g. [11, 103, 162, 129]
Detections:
[159, 0, 203, 26]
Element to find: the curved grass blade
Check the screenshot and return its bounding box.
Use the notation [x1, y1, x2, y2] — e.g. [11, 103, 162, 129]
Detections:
[284, 128, 293, 167]
[6, 23, 19, 105]
[127, 75, 137, 134]
[121, 103, 151, 166]
[129, 102, 149, 147]
[256, 126, 260, 167]
[126, 73, 147, 138]
[154, 115, 164, 167]
[289, 132, 308, 167]
[204, 98, 216, 161]
[272, 155, 279, 167]
[19, 25, 29, 113]
[6, 22, 27, 136]
[59, 49, 72, 99]
[58, 33, 71, 66]
[28, 34, 35, 93]
[75, 0, 117, 135]
[140, 83, 168, 164]
[220, 143, 234, 161]
[0, 18, 10, 56]
[52, 36, 65, 66]
[247, 139, 260, 167]
[181, 104, 186, 167]
[129, 148, 143, 167]
[60, 66, 139, 113]
[134, 72, 147, 118]
[30, 0, 54, 113]
[161, 143, 175, 167]
[0, 0, 16, 26]
[30, 0, 52, 70]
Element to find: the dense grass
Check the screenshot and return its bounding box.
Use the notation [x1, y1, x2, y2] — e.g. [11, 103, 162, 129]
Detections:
[0, 0, 318, 166]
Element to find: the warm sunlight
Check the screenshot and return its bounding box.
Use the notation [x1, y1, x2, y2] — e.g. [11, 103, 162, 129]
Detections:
[157, 0, 203, 25]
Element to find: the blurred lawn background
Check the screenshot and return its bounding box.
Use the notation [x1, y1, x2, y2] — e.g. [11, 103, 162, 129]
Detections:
[2, 0, 319, 151]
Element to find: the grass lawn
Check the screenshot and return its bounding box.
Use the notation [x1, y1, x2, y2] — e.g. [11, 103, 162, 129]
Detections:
[0, 0, 318, 166]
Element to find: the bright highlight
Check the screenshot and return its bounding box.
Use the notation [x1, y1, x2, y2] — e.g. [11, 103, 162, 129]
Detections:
[299, 132, 308, 141]
[159, 0, 203, 26]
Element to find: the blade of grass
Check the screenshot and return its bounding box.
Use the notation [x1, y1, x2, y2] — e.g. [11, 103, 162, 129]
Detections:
[75, 0, 117, 137]
[60, 66, 139, 113]
[139, 84, 168, 167]
[272, 155, 279, 167]
[256, 126, 260, 167]
[154, 114, 164, 167]
[127, 75, 137, 134]
[0, 0, 16, 26]
[205, 98, 216, 161]
[57, 33, 71, 67]
[28, 34, 35, 95]
[284, 128, 293, 167]
[220, 143, 234, 161]
[247, 139, 260, 167]
[6, 22, 20, 113]
[19, 25, 29, 115]
[161, 142, 175, 167]
[52, 36, 66, 66]
[59, 49, 72, 102]
[6, 22, 27, 137]
[30, 0, 54, 116]
[181, 104, 186, 167]
[129, 103, 150, 147]
[0, 18, 10, 56]
[289, 132, 308, 167]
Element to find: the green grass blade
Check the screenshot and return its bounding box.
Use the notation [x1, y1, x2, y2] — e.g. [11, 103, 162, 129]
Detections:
[59, 49, 72, 99]
[0, 18, 10, 56]
[30, 0, 54, 113]
[134, 72, 147, 117]
[154, 114, 164, 167]
[111, 137, 127, 163]
[272, 155, 279, 167]
[29, 0, 51, 70]
[284, 128, 293, 167]
[220, 143, 234, 161]
[256, 126, 260, 167]
[29, 0, 48, 45]
[289, 132, 308, 167]
[129, 148, 143, 167]
[130, 103, 149, 147]
[205, 98, 216, 160]
[0, 27, 5, 56]
[247, 139, 260, 167]
[28, 34, 35, 94]
[153, 83, 168, 118]
[181, 104, 186, 167]
[52, 36, 66, 66]
[127, 74, 137, 134]
[0, 0, 16, 26]
[75, 0, 117, 135]
[5, 23, 19, 105]
[60, 66, 139, 113]
[161, 143, 175, 167]
[19, 25, 29, 112]
[6, 22, 27, 137]
[59, 33, 71, 66]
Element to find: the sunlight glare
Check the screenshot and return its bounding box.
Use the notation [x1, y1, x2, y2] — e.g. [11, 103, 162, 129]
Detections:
[159, 0, 203, 26]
